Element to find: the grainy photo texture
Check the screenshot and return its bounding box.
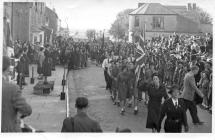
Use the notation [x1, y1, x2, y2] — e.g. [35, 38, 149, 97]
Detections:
[2, 0, 213, 133]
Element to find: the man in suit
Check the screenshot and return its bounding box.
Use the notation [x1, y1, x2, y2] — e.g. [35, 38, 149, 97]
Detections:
[61, 97, 102, 132]
[182, 65, 205, 125]
[2, 56, 32, 132]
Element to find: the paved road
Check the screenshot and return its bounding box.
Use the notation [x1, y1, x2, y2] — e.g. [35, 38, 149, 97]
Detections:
[67, 61, 212, 133]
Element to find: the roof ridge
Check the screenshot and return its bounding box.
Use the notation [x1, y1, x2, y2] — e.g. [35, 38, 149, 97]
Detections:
[159, 3, 179, 15]
[136, 3, 148, 14]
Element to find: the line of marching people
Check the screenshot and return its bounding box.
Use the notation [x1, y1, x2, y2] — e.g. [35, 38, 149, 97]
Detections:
[101, 32, 212, 133]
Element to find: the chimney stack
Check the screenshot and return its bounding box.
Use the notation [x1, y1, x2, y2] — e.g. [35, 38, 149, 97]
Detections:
[193, 3, 196, 10]
[138, 3, 145, 8]
[187, 3, 192, 11]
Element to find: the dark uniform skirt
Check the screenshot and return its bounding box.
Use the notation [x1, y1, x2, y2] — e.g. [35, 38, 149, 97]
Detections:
[146, 100, 161, 129]
[118, 82, 128, 101]
[42, 58, 52, 77]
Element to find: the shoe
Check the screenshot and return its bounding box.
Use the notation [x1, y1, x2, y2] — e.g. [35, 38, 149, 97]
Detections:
[120, 109, 125, 115]
[22, 82, 27, 86]
[128, 103, 132, 108]
[113, 102, 116, 105]
[110, 95, 114, 101]
[134, 109, 138, 115]
[193, 121, 204, 125]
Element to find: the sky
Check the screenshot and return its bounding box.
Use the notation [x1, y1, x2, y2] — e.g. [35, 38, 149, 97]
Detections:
[5, 0, 214, 31]
[44, 0, 215, 31]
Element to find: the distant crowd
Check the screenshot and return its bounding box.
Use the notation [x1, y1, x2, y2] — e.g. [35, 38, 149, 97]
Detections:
[2, 32, 212, 133]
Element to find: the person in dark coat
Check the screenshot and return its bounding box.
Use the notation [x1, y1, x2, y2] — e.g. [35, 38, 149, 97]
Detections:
[68, 47, 76, 70]
[127, 62, 136, 108]
[23, 48, 30, 77]
[37, 47, 45, 79]
[145, 73, 168, 132]
[109, 60, 119, 104]
[43, 46, 52, 77]
[61, 97, 102, 132]
[16, 49, 25, 86]
[158, 85, 189, 133]
[2, 56, 32, 132]
[74, 47, 81, 69]
[117, 65, 129, 115]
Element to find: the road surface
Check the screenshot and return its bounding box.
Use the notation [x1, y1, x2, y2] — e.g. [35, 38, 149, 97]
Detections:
[67, 61, 212, 133]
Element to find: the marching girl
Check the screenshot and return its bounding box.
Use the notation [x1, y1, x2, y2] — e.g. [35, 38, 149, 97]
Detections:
[117, 65, 129, 115]
[145, 73, 168, 132]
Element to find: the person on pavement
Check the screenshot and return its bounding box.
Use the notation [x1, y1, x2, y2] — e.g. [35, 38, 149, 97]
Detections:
[61, 97, 102, 132]
[2, 56, 32, 132]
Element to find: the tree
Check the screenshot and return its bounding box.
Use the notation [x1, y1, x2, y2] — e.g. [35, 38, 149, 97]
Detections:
[109, 9, 134, 41]
[86, 29, 96, 41]
[196, 7, 213, 24]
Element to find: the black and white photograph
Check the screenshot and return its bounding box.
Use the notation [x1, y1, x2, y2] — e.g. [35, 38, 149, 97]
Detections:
[1, 0, 214, 136]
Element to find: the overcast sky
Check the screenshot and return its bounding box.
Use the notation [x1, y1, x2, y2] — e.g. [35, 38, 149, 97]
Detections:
[7, 0, 215, 31]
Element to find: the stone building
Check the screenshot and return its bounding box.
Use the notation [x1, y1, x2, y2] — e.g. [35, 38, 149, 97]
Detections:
[11, 2, 45, 45]
[128, 3, 210, 42]
[5, 2, 59, 46]
[3, 2, 13, 55]
[42, 6, 58, 45]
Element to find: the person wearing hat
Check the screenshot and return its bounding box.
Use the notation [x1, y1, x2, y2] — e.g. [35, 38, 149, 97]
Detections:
[158, 85, 188, 133]
[2, 56, 32, 132]
[61, 97, 102, 132]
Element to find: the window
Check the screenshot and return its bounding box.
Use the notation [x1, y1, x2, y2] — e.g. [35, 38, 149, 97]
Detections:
[40, 34, 42, 43]
[152, 16, 164, 29]
[41, 3, 43, 14]
[45, 17, 49, 26]
[35, 2, 37, 12]
[135, 16, 139, 27]
[34, 36, 37, 44]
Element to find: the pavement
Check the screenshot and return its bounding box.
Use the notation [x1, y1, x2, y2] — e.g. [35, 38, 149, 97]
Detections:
[67, 60, 212, 133]
[16, 61, 212, 132]
[20, 64, 67, 132]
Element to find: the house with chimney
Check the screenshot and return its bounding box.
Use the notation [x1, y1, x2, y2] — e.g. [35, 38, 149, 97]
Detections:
[129, 3, 212, 42]
[5, 2, 59, 46]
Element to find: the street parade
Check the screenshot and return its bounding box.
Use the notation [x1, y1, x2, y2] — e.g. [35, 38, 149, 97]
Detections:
[1, 0, 213, 134]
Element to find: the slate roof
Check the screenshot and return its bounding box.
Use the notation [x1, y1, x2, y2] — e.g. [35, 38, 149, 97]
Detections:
[129, 3, 177, 15]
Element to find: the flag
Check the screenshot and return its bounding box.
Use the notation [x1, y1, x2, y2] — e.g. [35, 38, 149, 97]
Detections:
[135, 41, 146, 85]
[135, 43, 145, 66]
[101, 31, 104, 49]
